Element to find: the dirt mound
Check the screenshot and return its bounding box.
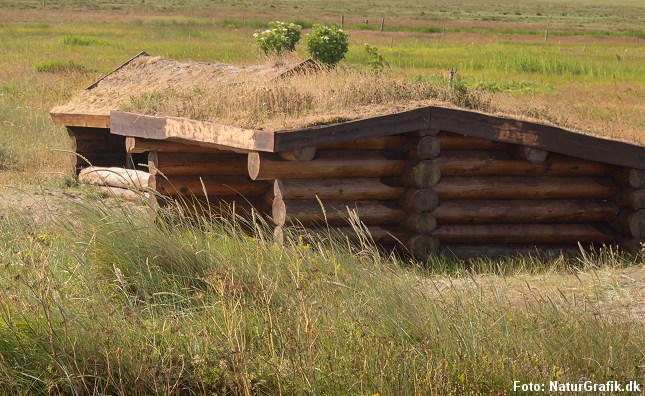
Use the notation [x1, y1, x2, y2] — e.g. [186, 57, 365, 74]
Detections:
[51, 55, 292, 117]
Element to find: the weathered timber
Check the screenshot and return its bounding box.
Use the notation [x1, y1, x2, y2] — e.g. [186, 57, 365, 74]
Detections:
[79, 166, 152, 190]
[409, 136, 440, 160]
[67, 127, 111, 140]
[317, 135, 407, 150]
[434, 200, 618, 224]
[435, 132, 508, 150]
[614, 189, 645, 210]
[441, 245, 579, 260]
[435, 176, 619, 200]
[612, 210, 645, 240]
[274, 178, 405, 201]
[304, 225, 406, 246]
[402, 160, 441, 188]
[249, 151, 407, 180]
[430, 106, 645, 171]
[150, 152, 248, 176]
[433, 224, 613, 244]
[272, 198, 405, 226]
[51, 112, 110, 128]
[278, 146, 317, 161]
[403, 213, 437, 234]
[399, 189, 439, 212]
[436, 152, 615, 177]
[518, 146, 549, 164]
[405, 234, 441, 260]
[273, 107, 430, 151]
[110, 111, 275, 152]
[155, 175, 270, 197]
[614, 169, 645, 189]
[97, 186, 151, 203]
[125, 137, 247, 154]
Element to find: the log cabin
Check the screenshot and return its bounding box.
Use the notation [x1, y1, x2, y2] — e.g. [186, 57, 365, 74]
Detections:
[51, 53, 645, 260]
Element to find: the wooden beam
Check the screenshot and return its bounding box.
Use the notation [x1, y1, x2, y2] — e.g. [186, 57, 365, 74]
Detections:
[125, 137, 248, 154]
[614, 169, 645, 189]
[317, 135, 407, 150]
[431, 106, 645, 171]
[272, 198, 405, 226]
[249, 150, 407, 180]
[435, 132, 508, 151]
[150, 152, 248, 176]
[274, 107, 430, 152]
[435, 176, 619, 200]
[614, 190, 645, 210]
[155, 175, 270, 197]
[436, 152, 615, 177]
[274, 178, 405, 201]
[278, 146, 317, 161]
[440, 245, 579, 260]
[303, 225, 406, 246]
[50, 112, 110, 128]
[110, 111, 275, 152]
[434, 200, 618, 224]
[402, 160, 441, 188]
[433, 224, 613, 244]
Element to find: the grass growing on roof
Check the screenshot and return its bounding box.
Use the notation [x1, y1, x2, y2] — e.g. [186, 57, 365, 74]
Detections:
[0, 197, 644, 394]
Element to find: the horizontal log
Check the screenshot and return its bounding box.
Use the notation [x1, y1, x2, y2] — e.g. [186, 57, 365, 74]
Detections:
[435, 176, 619, 200]
[300, 225, 406, 246]
[274, 178, 405, 201]
[614, 189, 645, 210]
[614, 169, 645, 189]
[433, 224, 613, 244]
[278, 147, 317, 161]
[125, 137, 244, 154]
[72, 136, 125, 153]
[317, 135, 407, 150]
[79, 166, 152, 190]
[97, 186, 152, 203]
[436, 152, 615, 177]
[154, 175, 270, 197]
[399, 188, 439, 213]
[435, 133, 509, 151]
[249, 150, 407, 180]
[434, 200, 618, 224]
[404, 234, 441, 260]
[403, 212, 437, 234]
[612, 210, 645, 240]
[440, 245, 580, 260]
[402, 160, 441, 188]
[409, 136, 440, 160]
[272, 198, 405, 226]
[149, 152, 248, 176]
[161, 196, 271, 218]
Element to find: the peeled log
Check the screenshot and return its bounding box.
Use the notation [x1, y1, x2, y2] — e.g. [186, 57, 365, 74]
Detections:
[614, 169, 645, 189]
[317, 135, 407, 150]
[155, 175, 270, 197]
[304, 225, 406, 246]
[79, 166, 152, 190]
[435, 133, 508, 151]
[274, 178, 405, 201]
[440, 245, 579, 260]
[434, 200, 618, 224]
[436, 176, 619, 200]
[409, 136, 440, 160]
[404, 234, 441, 260]
[437, 152, 615, 177]
[272, 198, 405, 226]
[402, 160, 441, 188]
[433, 224, 613, 244]
[399, 189, 439, 212]
[150, 152, 248, 176]
[97, 186, 151, 203]
[249, 151, 407, 180]
[125, 137, 245, 154]
[403, 212, 437, 234]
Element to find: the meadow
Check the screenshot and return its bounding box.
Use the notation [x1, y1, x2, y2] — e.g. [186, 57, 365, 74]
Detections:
[0, 1, 644, 394]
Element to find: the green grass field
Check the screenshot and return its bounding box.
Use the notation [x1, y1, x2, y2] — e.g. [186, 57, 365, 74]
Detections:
[0, 1, 644, 394]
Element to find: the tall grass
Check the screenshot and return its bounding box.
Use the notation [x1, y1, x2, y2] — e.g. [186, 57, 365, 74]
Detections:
[0, 199, 643, 394]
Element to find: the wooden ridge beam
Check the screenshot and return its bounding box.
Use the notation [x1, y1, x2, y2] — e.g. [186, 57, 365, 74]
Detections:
[430, 106, 645, 171]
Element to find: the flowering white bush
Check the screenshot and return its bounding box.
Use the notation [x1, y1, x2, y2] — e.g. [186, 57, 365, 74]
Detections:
[253, 21, 302, 56]
[306, 24, 349, 66]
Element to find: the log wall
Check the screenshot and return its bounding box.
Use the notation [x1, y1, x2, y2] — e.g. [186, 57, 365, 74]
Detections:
[67, 127, 127, 174]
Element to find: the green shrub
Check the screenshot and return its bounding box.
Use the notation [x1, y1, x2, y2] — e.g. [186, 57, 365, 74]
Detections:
[306, 24, 349, 66]
[253, 21, 302, 56]
[364, 43, 389, 71]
